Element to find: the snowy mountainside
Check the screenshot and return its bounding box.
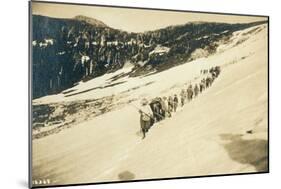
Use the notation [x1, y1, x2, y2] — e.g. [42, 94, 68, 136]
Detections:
[32, 22, 268, 186]
[32, 24, 267, 139]
[32, 14, 266, 98]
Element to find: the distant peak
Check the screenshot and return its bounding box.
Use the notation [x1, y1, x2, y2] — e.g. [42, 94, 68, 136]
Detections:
[74, 15, 108, 27]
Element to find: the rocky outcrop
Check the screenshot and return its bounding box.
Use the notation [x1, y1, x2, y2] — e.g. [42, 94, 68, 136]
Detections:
[32, 15, 266, 99]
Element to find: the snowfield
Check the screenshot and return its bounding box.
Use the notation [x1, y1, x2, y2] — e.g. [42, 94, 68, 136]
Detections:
[32, 24, 268, 186]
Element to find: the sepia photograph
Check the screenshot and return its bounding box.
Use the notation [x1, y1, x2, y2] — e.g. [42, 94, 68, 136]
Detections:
[30, 1, 269, 188]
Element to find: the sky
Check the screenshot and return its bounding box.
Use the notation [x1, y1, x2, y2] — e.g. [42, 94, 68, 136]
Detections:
[32, 2, 267, 33]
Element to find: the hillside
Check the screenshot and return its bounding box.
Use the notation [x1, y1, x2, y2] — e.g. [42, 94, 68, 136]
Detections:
[32, 14, 266, 98]
[32, 23, 268, 187]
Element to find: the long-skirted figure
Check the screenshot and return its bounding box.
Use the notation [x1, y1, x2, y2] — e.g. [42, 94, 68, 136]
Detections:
[139, 98, 153, 139]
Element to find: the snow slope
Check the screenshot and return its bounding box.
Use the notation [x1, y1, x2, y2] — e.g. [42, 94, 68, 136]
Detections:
[32, 24, 268, 186]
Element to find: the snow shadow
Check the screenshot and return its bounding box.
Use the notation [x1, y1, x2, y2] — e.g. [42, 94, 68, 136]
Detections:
[107, 71, 132, 82]
[120, 81, 155, 94]
[220, 134, 268, 172]
[118, 171, 135, 181]
[62, 89, 77, 94]
[65, 81, 127, 97]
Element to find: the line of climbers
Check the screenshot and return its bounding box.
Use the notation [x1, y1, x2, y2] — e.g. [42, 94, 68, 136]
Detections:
[137, 66, 221, 139]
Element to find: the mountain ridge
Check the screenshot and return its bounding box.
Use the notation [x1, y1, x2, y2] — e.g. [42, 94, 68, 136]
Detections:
[32, 14, 267, 99]
[74, 15, 108, 28]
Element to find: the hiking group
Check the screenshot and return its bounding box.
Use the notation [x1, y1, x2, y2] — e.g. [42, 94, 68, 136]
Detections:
[138, 66, 221, 139]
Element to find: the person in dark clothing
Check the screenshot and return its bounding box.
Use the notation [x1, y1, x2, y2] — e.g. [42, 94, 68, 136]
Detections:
[150, 98, 164, 122]
[215, 66, 221, 77]
[173, 94, 179, 112]
[199, 79, 205, 93]
[159, 97, 167, 119]
[180, 89, 186, 107]
[210, 66, 221, 78]
[212, 74, 216, 83]
[152, 103, 160, 122]
[156, 100, 163, 121]
[206, 77, 210, 88]
[168, 96, 174, 114]
[187, 85, 193, 101]
[211, 70, 217, 78]
[194, 84, 199, 97]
